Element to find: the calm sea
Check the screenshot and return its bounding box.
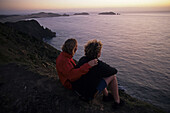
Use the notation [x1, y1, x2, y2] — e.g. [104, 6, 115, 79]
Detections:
[35, 12, 170, 112]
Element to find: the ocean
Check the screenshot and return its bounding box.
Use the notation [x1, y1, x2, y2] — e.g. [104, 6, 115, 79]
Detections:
[35, 12, 170, 112]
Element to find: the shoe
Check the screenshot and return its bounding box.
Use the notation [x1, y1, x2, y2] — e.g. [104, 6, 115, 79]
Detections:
[112, 99, 125, 109]
[102, 93, 114, 102]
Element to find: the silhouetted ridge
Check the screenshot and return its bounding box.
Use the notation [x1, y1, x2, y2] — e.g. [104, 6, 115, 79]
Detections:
[5, 20, 56, 40]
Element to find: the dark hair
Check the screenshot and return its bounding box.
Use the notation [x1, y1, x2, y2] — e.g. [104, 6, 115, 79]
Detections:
[84, 39, 102, 59]
[62, 38, 77, 55]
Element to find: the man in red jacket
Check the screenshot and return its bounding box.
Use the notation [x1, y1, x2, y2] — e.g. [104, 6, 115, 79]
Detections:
[56, 38, 98, 89]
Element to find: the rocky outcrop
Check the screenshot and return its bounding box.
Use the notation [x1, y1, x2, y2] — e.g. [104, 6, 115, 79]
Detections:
[5, 20, 56, 40]
[98, 12, 119, 15]
[74, 12, 89, 15]
[63, 13, 70, 16]
[28, 12, 61, 18]
[28, 12, 69, 18]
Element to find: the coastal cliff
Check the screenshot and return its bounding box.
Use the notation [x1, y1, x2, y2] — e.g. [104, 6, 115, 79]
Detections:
[5, 20, 56, 40]
[0, 20, 165, 113]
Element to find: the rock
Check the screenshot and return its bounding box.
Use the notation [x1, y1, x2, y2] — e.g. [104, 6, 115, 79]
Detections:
[63, 13, 70, 16]
[74, 12, 89, 15]
[98, 12, 117, 15]
[28, 12, 62, 18]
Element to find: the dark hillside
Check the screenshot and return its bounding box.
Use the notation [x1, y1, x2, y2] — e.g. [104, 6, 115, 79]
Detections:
[5, 20, 56, 40]
[0, 22, 59, 77]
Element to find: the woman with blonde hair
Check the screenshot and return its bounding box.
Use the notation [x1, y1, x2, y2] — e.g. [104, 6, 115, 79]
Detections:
[56, 38, 98, 89]
[72, 39, 124, 109]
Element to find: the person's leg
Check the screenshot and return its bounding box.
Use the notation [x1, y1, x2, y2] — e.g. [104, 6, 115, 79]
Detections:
[103, 75, 120, 103]
[103, 88, 108, 96]
[102, 75, 114, 96]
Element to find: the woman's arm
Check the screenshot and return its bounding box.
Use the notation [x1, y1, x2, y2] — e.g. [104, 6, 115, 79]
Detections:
[62, 60, 91, 82]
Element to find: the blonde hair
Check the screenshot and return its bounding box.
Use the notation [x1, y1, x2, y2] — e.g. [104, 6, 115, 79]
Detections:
[62, 38, 77, 55]
[84, 39, 102, 59]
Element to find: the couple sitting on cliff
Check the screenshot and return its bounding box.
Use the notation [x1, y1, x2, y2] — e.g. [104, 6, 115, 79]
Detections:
[56, 38, 124, 109]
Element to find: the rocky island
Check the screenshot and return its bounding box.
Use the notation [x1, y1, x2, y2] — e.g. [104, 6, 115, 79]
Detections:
[99, 12, 120, 15]
[74, 12, 89, 15]
[0, 20, 166, 113]
[28, 12, 69, 18]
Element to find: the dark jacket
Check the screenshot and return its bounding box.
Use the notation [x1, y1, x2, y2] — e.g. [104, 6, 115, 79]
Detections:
[71, 56, 118, 99]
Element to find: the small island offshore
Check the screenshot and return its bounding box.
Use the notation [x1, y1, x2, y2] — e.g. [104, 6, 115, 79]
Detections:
[74, 12, 89, 15]
[98, 12, 120, 15]
[0, 12, 166, 113]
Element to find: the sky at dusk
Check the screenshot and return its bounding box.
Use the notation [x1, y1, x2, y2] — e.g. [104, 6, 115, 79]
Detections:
[0, 0, 170, 14]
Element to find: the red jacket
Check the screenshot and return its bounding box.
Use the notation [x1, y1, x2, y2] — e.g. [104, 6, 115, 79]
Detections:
[56, 52, 91, 89]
